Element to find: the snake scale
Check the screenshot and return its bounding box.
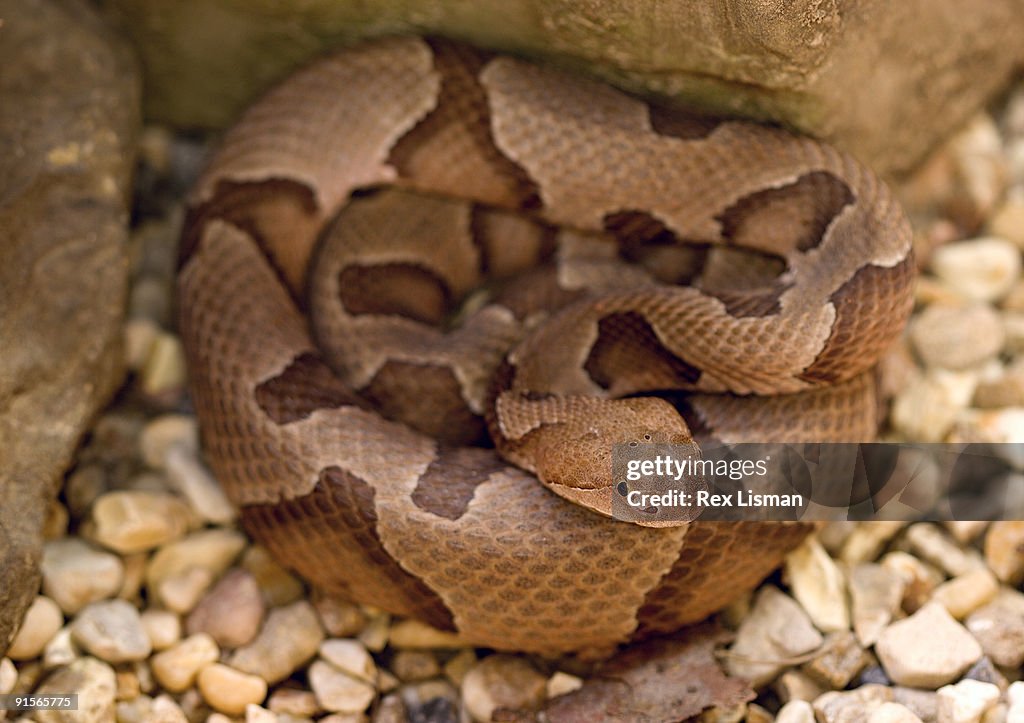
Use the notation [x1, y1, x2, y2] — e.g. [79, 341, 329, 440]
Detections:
[177, 36, 914, 655]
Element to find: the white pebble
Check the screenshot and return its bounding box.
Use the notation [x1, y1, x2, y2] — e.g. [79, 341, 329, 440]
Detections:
[8, 596, 64, 660]
[875, 602, 982, 688]
[460, 655, 548, 723]
[319, 639, 376, 683]
[139, 414, 198, 468]
[164, 442, 236, 524]
[309, 659, 376, 714]
[41, 538, 124, 614]
[71, 599, 152, 663]
[937, 679, 1001, 723]
[931, 237, 1021, 302]
[140, 609, 182, 651]
[785, 537, 849, 632]
[230, 601, 325, 684]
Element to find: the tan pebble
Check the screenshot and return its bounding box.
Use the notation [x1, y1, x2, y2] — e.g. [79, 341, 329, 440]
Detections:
[141, 331, 187, 398]
[267, 688, 319, 717]
[911, 304, 1005, 371]
[868, 702, 924, 723]
[984, 521, 1024, 585]
[71, 599, 152, 663]
[390, 650, 439, 682]
[124, 317, 161, 371]
[148, 694, 190, 722]
[230, 601, 324, 684]
[990, 198, 1024, 247]
[953, 408, 1024, 443]
[205, 711, 235, 723]
[42, 499, 69, 540]
[241, 546, 305, 606]
[932, 569, 999, 619]
[785, 537, 849, 632]
[115, 669, 140, 701]
[92, 490, 191, 554]
[876, 602, 982, 688]
[726, 586, 823, 687]
[892, 376, 961, 442]
[118, 552, 149, 603]
[151, 633, 219, 692]
[443, 648, 477, 687]
[374, 694, 408, 723]
[546, 671, 583, 698]
[776, 700, 816, 723]
[198, 663, 268, 716]
[141, 609, 181, 651]
[775, 670, 827, 704]
[356, 612, 389, 653]
[893, 688, 941, 722]
[115, 694, 153, 723]
[388, 619, 464, 649]
[801, 631, 870, 690]
[308, 660, 375, 714]
[139, 414, 199, 469]
[905, 523, 987, 577]
[8, 595, 64, 660]
[41, 537, 124, 614]
[931, 237, 1021, 302]
[319, 714, 367, 723]
[42, 626, 78, 669]
[1001, 315, 1024, 355]
[945, 521, 990, 544]
[244, 703, 278, 722]
[882, 551, 945, 612]
[313, 596, 366, 638]
[33, 656, 116, 723]
[814, 685, 893, 722]
[164, 443, 236, 524]
[461, 655, 548, 723]
[938, 679, 1001, 723]
[849, 563, 905, 647]
[965, 589, 1024, 668]
[146, 528, 246, 593]
[0, 657, 16, 694]
[158, 566, 215, 614]
[839, 522, 906, 564]
[187, 568, 265, 648]
[319, 639, 376, 683]
[377, 668, 399, 694]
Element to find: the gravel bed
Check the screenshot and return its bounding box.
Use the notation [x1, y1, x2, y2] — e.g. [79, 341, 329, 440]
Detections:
[2, 79, 1023, 723]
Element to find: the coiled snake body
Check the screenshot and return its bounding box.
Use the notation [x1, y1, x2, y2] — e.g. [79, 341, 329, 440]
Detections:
[178, 37, 914, 654]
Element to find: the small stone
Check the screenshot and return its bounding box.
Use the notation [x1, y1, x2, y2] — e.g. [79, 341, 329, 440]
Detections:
[984, 522, 1024, 585]
[974, 359, 1024, 408]
[146, 528, 246, 593]
[187, 568, 265, 648]
[945, 522, 990, 544]
[313, 596, 366, 638]
[726, 586, 824, 687]
[390, 650, 439, 682]
[443, 649, 477, 688]
[546, 671, 584, 699]
[72, 599, 152, 663]
[840, 522, 907, 564]
[0, 657, 16, 694]
[139, 414, 198, 468]
[882, 551, 945, 612]
[910, 304, 1005, 370]
[8, 596, 64, 660]
[904, 524, 987, 577]
[356, 612, 390, 653]
[801, 631, 870, 690]
[868, 702, 925, 723]
[241, 546, 305, 607]
[151, 633, 219, 692]
[309, 660, 376, 714]
[267, 688, 319, 717]
[785, 537, 849, 632]
[850, 564, 905, 646]
[157, 566, 215, 614]
[41, 538, 125, 614]
[141, 331, 187, 398]
[124, 316, 160, 372]
[931, 237, 1021, 302]
[388, 619, 465, 649]
[33, 657, 116, 723]
[197, 663, 268, 716]
[91, 490, 191, 555]
[952, 408, 1024, 443]
[115, 694, 153, 723]
[319, 639, 376, 684]
[164, 443, 236, 524]
[118, 552, 149, 604]
[377, 668, 399, 694]
[244, 704, 278, 723]
[892, 376, 961, 442]
[892, 688, 940, 722]
[374, 694, 408, 723]
[116, 668, 140, 701]
[42, 625, 78, 669]
[937, 680, 1001, 723]
[814, 684, 893, 723]
[776, 700, 816, 723]
[933, 569, 1000, 618]
[965, 588, 1024, 667]
[141, 609, 181, 651]
[230, 601, 325, 684]
[963, 657, 1008, 691]
[746, 703, 774, 723]
[1010, 681, 1024, 706]
[875, 602, 982, 688]
[461, 655, 546, 723]
[778, 667, 827, 700]
[990, 199, 1024, 247]
[148, 694, 189, 723]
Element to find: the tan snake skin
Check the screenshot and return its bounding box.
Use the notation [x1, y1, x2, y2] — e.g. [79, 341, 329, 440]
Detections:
[178, 37, 914, 655]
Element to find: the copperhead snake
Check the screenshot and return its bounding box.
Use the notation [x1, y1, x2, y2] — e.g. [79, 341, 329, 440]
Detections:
[178, 37, 914, 655]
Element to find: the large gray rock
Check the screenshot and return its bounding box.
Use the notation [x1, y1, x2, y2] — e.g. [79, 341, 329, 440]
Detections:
[0, 0, 139, 653]
[105, 0, 1024, 173]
